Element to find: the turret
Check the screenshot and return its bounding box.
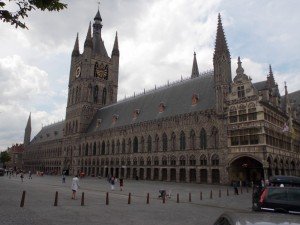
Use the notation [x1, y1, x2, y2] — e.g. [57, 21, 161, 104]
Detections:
[213, 13, 232, 114]
[92, 9, 108, 57]
[191, 52, 199, 78]
[24, 112, 31, 146]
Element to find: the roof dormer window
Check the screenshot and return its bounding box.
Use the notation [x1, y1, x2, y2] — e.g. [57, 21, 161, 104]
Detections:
[192, 93, 199, 105]
[237, 86, 245, 98]
[97, 119, 102, 128]
[112, 114, 119, 124]
[159, 102, 165, 113]
[133, 109, 140, 119]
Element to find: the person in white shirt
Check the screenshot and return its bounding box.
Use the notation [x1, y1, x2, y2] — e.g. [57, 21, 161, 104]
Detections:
[71, 175, 80, 199]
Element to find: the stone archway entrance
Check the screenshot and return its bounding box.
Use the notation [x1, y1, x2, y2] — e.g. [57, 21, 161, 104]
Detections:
[229, 156, 263, 185]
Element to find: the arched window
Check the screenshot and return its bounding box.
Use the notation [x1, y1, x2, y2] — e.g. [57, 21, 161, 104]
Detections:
[127, 138, 132, 153]
[162, 133, 168, 151]
[93, 85, 99, 103]
[140, 157, 144, 166]
[147, 135, 152, 152]
[211, 154, 219, 166]
[122, 139, 125, 154]
[200, 128, 207, 149]
[162, 156, 168, 165]
[179, 155, 186, 166]
[93, 142, 96, 156]
[154, 156, 159, 165]
[147, 157, 151, 165]
[94, 62, 99, 77]
[189, 155, 196, 166]
[133, 157, 137, 165]
[85, 143, 88, 156]
[170, 156, 176, 166]
[133, 136, 138, 153]
[211, 127, 219, 149]
[102, 88, 107, 105]
[180, 131, 186, 150]
[200, 155, 207, 166]
[171, 132, 176, 150]
[141, 136, 145, 153]
[101, 141, 105, 155]
[107, 141, 110, 155]
[190, 129, 195, 150]
[155, 134, 159, 152]
[112, 140, 115, 155]
[116, 140, 120, 154]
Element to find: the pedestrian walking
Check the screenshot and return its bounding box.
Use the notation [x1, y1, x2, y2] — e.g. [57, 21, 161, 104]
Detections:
[62, 171, 66, 183]
[20, 171, 24, 182]
[119, 178, 124, 191]
[110, 176, 115, 190]
[71, 175, 80, 199]
[28, 170, 32, 179]
[233, 181, 239, 195]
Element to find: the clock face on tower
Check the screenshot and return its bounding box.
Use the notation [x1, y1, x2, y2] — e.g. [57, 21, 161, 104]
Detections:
[75, 66, 81, 78]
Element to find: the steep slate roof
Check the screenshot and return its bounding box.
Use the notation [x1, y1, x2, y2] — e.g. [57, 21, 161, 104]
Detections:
[253, 81, 267, 91]
[87, 72, 215, 132]
[288, 90, 300, 106]
[30, 121, 65, 144]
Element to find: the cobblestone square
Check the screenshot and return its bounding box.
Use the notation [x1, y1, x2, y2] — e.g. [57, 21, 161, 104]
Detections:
[0, 174, 253, 225]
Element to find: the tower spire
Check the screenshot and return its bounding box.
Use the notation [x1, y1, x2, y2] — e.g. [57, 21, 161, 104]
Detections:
[267, 64, 275, 87]
[214, 13, 230, 56]
[72, 33, 80, 57]
[191, 52, 199, 78]
[84, 22, 93, 48]
[112, 31, 119, 56]
[24, 112, 31, 146]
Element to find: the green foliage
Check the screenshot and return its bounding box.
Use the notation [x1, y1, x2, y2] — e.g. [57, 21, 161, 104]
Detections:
[0, 151, 11, 165]
[0, 0, 67, 29]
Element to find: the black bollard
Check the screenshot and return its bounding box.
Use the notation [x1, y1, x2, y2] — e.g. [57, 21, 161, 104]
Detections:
[200, 191, 202, 200]
[128, 193, 131, 204]
[219, 190, 221, 198]
[106, 192, 109, 205]
[210, 190, 213, 199]
[54, 191, 58, 206]
[146, 193, 149, 204]
[81, 192, 85, 206]
[20, 191, 26, 207]
[176, 193, 179, 203]
[189, 193, 191, 202]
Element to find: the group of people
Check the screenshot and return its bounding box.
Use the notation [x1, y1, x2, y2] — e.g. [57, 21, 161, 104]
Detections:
[70, 174, 125, 200]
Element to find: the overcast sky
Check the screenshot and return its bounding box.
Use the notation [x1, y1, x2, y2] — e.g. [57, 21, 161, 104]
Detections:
[0, 0, 299, 151]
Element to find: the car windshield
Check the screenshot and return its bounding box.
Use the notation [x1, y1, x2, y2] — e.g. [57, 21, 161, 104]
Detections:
[267, 188, 300, 202]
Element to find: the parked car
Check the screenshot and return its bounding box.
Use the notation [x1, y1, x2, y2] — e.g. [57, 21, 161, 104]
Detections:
[0, 168, 4, 176]
[214, 212, 300, 225]
[252, 175, 300, 214]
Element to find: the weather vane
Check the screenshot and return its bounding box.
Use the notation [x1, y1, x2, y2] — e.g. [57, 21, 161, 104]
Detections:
[97, 1, 100, 10]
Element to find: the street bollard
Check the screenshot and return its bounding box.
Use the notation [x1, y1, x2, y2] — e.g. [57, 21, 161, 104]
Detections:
[81, 192, 85, 206]
[210, 190, 213, 199]
[106, 192, 109, 205]
[219, 190, 221, 198]
[189, 193, 191, 202]
[146, 193, 149, 204]
[176, 193, 179, 203]
[54, 191, 58, 206]
[163, 195, 165, 204]
[200, 191, 202, 200]
[20, 191, 26, 207]
[227, 188, 229, 196]
[128, 193, 131, 204]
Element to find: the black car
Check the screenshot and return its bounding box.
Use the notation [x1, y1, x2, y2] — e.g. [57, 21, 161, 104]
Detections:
[0, 168, 5, 176]
[252, 176, 300, 214]
[214, 212, 300, 225]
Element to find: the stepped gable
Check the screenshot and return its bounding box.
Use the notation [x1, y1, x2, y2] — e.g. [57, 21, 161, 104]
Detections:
[87, 72, 215, 132]
[30, 121, 65, 144]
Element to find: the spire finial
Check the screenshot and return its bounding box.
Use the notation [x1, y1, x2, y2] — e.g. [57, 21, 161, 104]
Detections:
[191, 51, 199, 78]
[236, 56, 244, 75]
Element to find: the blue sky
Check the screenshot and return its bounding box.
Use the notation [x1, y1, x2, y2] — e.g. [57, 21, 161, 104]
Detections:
[0, 0, 299, 150]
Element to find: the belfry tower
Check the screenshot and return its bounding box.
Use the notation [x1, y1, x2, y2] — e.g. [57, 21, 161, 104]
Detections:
[65, 9, 119, 136]
[213, 14, 232, 114]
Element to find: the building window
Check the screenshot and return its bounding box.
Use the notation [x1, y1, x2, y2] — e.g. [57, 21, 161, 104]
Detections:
[133, 137, 138, 153]
[237, 86, 245, 98]
[211, 154, 219, 166]
[179, 156, 186, 166]
[162, 157, 167, 166]
[200, 155, 207, 166]
[180, 131, 186, 150]
[102, 88, 107, 105]
[154, 157, 159, 166]
[200, 128, 207, 149]
[147, 135, 152, 152]
[162, 133, 168, 151]
[190, 129, 195, 150]
[189, 155, 196, 166]
[122, 139, 125, 154]
[155, 134, 159, 152]
[211, 127, 219, 149]
[170, 157, 176, 166]
[171, 132, 176, 150]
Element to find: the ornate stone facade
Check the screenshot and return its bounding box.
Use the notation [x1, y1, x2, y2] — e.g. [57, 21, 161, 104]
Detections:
[22, 10, 300, 184]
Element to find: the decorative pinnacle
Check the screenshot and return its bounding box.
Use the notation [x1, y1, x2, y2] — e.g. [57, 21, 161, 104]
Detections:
[84, 22, 93, 48]
[214, 13, 230, 55]
[72, 33, 80, 57]
[236, 56, 244, 75]
[191, 51, 199, 78]
[112, 31, 119, 56]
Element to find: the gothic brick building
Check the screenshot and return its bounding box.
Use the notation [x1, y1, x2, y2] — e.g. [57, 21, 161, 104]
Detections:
[22, 10, 300, 184]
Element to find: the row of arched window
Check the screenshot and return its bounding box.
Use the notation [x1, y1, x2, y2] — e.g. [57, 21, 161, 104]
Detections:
[65, 120, 78, 135]
[78, 128, 219, 156]
[76, 154, 220, 167]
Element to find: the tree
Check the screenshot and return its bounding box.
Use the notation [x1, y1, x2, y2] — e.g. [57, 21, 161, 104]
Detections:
[0, 0, 67, 29]
[0, 151, 11, 167]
